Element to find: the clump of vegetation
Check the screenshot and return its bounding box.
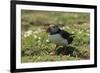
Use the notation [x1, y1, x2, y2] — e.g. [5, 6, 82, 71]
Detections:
[21, 10, 90, 63]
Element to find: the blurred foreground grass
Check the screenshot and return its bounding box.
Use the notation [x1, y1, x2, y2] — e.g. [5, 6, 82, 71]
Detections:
[21, 10, 90, 63]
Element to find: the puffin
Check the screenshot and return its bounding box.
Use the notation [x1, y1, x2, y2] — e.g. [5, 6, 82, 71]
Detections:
[46, 25, 74, 48]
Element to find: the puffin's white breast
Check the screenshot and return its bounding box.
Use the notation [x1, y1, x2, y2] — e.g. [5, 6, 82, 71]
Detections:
[48, 34, 68, 46]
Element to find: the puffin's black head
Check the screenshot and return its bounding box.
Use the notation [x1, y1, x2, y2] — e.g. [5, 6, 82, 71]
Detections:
[46, 25, 60, 34]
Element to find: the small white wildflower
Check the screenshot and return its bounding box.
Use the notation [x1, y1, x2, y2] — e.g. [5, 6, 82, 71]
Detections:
[79, 31, 82, 34]
[72, 31, 74, 34]
[24, 30, 32, 37]
[66, 26, 69, 29]
[46, 39, 50, 43]
[38, 37, 41, 40]
[33, 28, 42, 34]
[33, 35, 37, 39]
[24, 34, 29, 37]
[26, 30, 32, 35]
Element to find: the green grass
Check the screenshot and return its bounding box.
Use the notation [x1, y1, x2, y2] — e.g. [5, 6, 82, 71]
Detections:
[21, 10, 90, 63]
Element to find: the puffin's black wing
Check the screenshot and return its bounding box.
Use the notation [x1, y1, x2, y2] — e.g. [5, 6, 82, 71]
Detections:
[59, 30, 71, 39]
[59, 30, 74, 44]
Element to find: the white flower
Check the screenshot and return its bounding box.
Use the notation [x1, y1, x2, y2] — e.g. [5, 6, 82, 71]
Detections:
[66, 26, 69, 29]
[46, 39, 50, 43]
[72, 31, 74, 34]
[38, 37, 41, 40]
[26, 30, 32, 35]
[24, 34, 29, 37]
[33, 35, 37, 39]
[79, 31, 82, 34]
[33, 28, 42, 34]
[24, 30, 32, 37]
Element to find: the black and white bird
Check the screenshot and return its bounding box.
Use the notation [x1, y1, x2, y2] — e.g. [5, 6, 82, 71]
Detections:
[46, 25, 74, 47]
